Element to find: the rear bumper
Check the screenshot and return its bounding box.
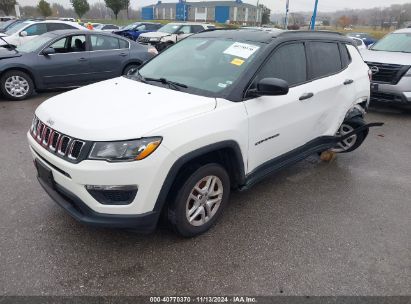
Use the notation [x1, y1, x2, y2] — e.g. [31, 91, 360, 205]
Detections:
[37, 174, 159, 232]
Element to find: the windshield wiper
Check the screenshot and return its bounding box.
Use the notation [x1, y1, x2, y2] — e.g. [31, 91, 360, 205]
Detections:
[143, 77, 188, 91]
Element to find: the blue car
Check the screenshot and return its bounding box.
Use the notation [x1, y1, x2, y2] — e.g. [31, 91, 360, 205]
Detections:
[113, 22, 162, 41]
[347, 33, 377, 47]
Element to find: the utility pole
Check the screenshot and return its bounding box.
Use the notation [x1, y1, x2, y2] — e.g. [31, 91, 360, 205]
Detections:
[284, 0, 289, 29]
[310, 0, 319, 30]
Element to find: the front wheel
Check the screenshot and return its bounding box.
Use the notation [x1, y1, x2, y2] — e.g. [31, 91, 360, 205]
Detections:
[167, 163, 230, 237]
[0, 70, 34, 101]
[122, 64, 140, 76]
[331, 116, 368, 153]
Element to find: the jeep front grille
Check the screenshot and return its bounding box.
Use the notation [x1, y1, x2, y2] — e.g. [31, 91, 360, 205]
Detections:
[138, 36, 151, 44]
[30, 116, 87, 163]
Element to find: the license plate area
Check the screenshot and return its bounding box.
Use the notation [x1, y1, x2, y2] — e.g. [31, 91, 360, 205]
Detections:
[35, 159, 55, 188]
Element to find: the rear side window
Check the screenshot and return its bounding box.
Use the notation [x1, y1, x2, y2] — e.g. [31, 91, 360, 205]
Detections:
[25, 23, 47, 36]
[340, 44, 352, 69]
[256, 43, 307, 87]
[192, 25, 205, 33]
[90, 35, 123, 50]
[47, 23, 76, 31]
[307, 42, 342, 79]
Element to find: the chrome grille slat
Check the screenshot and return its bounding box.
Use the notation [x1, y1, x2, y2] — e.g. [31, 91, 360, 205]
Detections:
[30, 116, 85, 162]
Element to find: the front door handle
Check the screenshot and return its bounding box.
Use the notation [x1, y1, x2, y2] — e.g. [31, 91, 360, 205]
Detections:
[344, 79, 354, 85]
[78, 57, 87, 61]
[299, 92, 314, 101]
[119, 52, 127, 57]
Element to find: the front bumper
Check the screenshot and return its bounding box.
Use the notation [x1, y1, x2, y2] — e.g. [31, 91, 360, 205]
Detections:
[37, 171, 158, 232]
[28, 132, 176, 230]
[370, 76, 411, 106]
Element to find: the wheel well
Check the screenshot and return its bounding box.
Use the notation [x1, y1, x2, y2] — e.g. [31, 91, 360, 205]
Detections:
[1, 68, 36, 88]
[122, 62, 142, 73]
[163, 147, 245, 209]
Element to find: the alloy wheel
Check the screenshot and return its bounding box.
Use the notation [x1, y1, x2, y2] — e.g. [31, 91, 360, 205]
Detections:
[332, 123, 357, 153]
[5, 76, 29, 98]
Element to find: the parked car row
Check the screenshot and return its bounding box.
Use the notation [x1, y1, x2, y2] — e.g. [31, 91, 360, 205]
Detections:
[0, 30, 157, 100]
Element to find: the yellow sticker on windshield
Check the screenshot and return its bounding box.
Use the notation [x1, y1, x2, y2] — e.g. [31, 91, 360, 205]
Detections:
[231, 58, 245, 66]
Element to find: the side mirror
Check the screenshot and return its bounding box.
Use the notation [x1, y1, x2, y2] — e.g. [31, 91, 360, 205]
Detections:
[176, 31, 184, 35]
[251, 78, 289, 96]
[19, 31, 27, 37]
[42, 47, 56, 56]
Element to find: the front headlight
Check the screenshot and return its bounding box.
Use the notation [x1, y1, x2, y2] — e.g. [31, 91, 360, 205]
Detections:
[89, 137, 162, 162]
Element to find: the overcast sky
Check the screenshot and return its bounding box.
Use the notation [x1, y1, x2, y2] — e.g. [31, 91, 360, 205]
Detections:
[17, 0, 411, 12]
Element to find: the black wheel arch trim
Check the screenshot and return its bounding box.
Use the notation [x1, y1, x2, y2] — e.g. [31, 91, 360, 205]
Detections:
[153, 140, 245, 213]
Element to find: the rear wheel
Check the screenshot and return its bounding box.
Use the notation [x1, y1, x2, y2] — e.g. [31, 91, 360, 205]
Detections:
[167, 163, 230, 237]
[0, 70, 34, 101]
[332, 116, 368, 153]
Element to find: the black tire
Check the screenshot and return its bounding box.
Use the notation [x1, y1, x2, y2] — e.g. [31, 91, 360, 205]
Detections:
[333, 116, 368, 153]
[122, 63, 140, 76]
[0, 70, 34, 101]
[167, 163, 230, 237]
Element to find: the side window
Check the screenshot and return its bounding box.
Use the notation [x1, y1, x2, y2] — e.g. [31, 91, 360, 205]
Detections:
[24, 23, 47, 36]
[90, 35, 121, 50]
[118, 38, 129, 49]
[146, 24, 158, 31]
[340, 44, 352, 69]
[308, 42, 342, 79]
[47, 23, 76, 31]
[191, 25, 205, 33]
[179, 25, 191, 34]
[255, 43, 307, 87]
[49, 35, 86, 53]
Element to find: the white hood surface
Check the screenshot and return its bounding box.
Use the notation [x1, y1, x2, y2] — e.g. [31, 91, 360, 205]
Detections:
[140, 31, 173, 38]
[361, 49, 411, 65]
[35, 77, 216, 141]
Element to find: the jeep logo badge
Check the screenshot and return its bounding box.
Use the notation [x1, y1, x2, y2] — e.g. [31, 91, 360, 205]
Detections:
[46, 119, 54, 126]
[371, 66, 379, 74]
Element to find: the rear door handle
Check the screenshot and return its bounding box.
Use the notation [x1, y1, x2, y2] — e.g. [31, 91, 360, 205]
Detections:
[299, 92, 314, 101]
[344, 79, 354, 85]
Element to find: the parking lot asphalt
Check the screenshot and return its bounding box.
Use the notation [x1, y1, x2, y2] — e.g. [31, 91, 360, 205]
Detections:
[0, 92, 410, 296]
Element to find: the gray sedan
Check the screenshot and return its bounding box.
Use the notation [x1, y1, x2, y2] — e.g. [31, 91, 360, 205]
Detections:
[0, 30, 157, 100]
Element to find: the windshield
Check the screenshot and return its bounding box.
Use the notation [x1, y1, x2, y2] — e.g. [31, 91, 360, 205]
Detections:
[157, 23, 181, 34]
[5, 21, 30, 35]
[371, 33, 411, 53]
[122, 23, 139, 30]
[16, 34, 52, 53]
[138, 38, 263, 95]
[0, 19, 16, 30]
[93, 24, 104, 30]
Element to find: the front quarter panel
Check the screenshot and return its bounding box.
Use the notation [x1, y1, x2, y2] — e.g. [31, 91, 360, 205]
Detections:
[143, 98, 249, 175]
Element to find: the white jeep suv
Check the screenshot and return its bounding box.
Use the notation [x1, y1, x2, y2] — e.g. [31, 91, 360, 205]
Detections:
[138, 22, 215, 51]
[28, 30, 381, 237]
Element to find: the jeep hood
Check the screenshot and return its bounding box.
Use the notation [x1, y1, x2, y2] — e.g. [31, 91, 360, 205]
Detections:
[35, 77, 216, 141]
[361, 49, 411, 65]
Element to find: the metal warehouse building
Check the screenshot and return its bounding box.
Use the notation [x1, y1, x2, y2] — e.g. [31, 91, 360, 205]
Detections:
[141, 0, 262, 25]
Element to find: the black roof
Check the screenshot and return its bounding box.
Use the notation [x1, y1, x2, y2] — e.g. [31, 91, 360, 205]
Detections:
[194, 29, 352, 44]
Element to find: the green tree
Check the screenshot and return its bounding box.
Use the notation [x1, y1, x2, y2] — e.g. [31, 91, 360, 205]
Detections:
[70, 0, 90, 19]
[260, 5, 271, 25]
[0, 0, 17, 15]
[104, 0, 126, 19]
[37, 0, 52, 17]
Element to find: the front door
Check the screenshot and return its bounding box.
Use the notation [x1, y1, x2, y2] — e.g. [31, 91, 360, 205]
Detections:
[244, 42, 321, 173]
[35, 34, 91, 88]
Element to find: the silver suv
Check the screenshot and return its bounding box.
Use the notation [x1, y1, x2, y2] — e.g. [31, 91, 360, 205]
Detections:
[361, 28, 411, 108]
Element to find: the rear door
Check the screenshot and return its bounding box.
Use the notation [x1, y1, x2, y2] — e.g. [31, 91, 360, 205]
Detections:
[35, 34, 91, 88]
[88, 34, 130, 81]
[304, 41, 355, 136]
